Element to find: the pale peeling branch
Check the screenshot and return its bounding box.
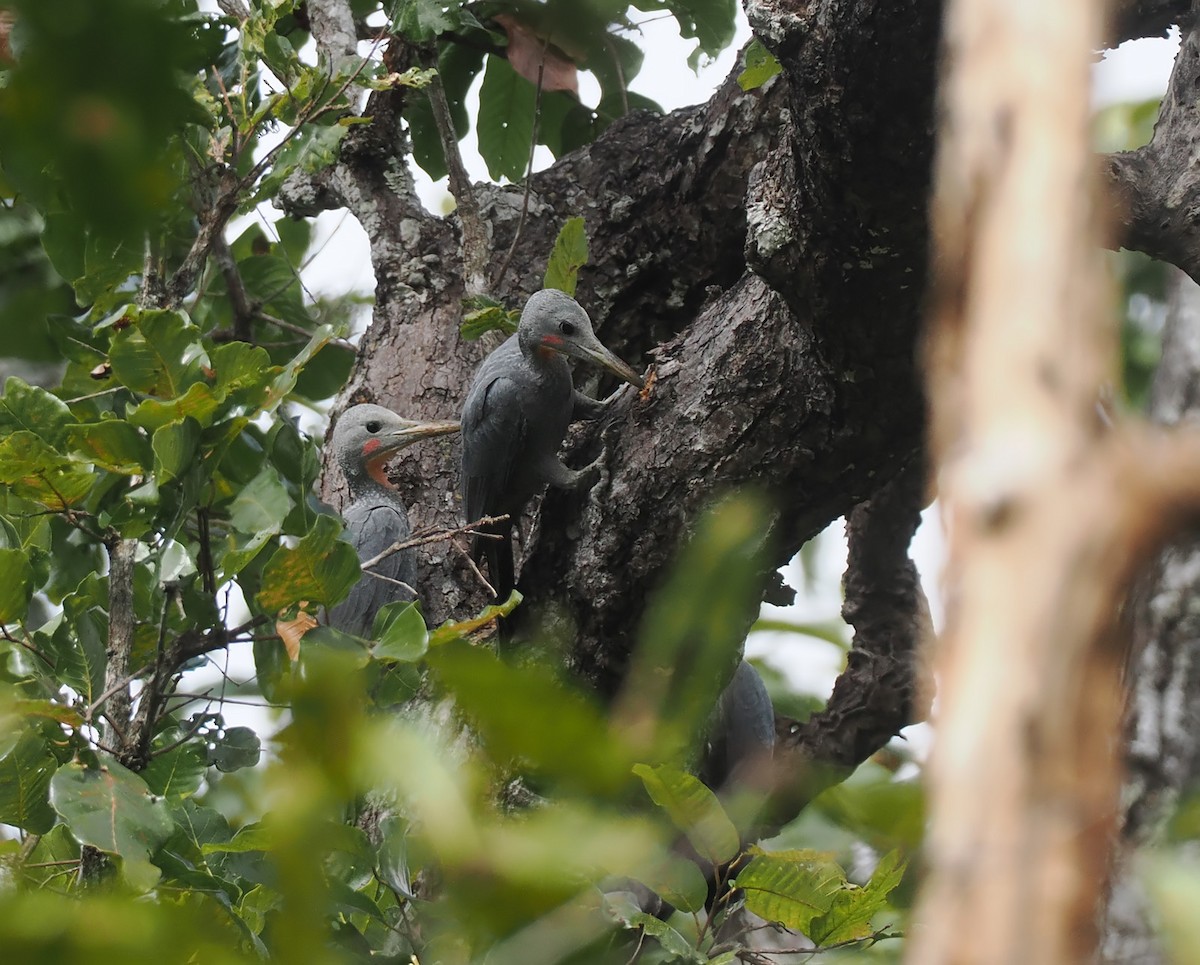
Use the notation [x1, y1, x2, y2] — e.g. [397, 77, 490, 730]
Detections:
[306, 0, 359, 74]
[912, 0, 1176, 960]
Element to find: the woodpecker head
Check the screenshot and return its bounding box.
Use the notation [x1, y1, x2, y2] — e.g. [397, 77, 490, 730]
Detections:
[517, 289, 644, 388]
[332, 403, 459, 490]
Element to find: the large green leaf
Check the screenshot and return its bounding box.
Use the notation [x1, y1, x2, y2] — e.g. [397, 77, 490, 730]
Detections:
[806, 850, 906, 946]
[256, 513, 360, 612]
[428, 638, 634, 795]
[372, 601, 429, 661]
[0, 547, 34, 623]
[738, 38, 781, 92]
[0, 730, 58, 833]
[0, 429, 96, 508]
[0, 376, 76, 447]
[50, 757, 175, 891]
[66, 421, 152, 475]
[128, 383, 222, 432]
[44, 601, 107, 704]
[603, 892, 708, 963]
[619, 492, 773, 757]
[632, 763, 740, 866]
[733, 847, 847, 937]
[406, 41, 484, 180]
[477, 55, 536, 182]
[152, 417, 202, 485]
[109, 310, 206, 398]
[206, 726, 262, 774]
[141, 738, 208, 800]
[228, 467, 291, 534]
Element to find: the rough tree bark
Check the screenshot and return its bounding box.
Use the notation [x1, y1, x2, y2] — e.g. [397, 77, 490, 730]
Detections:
[290, 0, 1200, 866]
[297, 0, 941, 737]
[1101, 270, 1200, 964]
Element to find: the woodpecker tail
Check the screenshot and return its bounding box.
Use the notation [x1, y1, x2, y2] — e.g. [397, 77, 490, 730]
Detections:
[471, 518, 514, 603]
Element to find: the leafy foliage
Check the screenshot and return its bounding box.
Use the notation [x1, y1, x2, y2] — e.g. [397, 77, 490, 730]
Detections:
[0, 2, 924, 962]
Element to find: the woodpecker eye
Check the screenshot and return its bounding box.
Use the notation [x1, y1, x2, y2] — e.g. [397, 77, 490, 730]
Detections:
[558, 320, 576, 336]
[365, 420, 382, 433]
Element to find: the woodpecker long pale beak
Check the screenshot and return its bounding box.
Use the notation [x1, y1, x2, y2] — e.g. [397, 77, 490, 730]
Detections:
[565, 335, 645, 389]
[381, 420, 460, 453]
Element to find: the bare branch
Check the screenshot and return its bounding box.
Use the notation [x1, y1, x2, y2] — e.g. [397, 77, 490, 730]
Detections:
[358, 514, 511, 573]
[422, 50, 490, 296]
[1105, 13, 1200, 284]
[766, 458, 932, 829]
[306, 0, 358, 73]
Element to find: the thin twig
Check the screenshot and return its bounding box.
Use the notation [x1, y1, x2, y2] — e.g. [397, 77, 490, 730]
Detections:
[451, 538, 496, 597]
[422, 47, 488, 296]
[358, 514, 510, 572]
[492, 49, 548, 291]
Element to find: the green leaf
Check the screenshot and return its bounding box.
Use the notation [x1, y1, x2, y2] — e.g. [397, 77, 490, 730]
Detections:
[543, 217, 588, 296]
[0, 429, 96, 508]
[44, 604, 107, 702]
[18, 823, 81, 888]
[0, 730, 58, 833]
[141, 739, 208, 800]
[428, 638, 633, 795]
[152, 417, 202, 485]
[209, 340, 276, 402]
[807, 850, 907, 946]
[108, 310, 205, 398]
[733, 847, 847, 936]
[170, 798, 233, 852]
[66, 421, 152, 475]
[604, 892, 708, 963]
[256, 513, 361, 613]
[0, 376, 76, 447]
[128, 383, 222, 432]
[621, 492, 774, 757]
[390, 0, 460, 41]
[260, 324, 338, 412]
[428, 590, 522, 645]
[206, 726, 262, 773]
[373, 601, 429, 661]
[0, 547, 34, 623]
[252, 124, 347, 206]
[632, 763, 740, 866]
[460, 295, 519, 341]
[229, 467, 291, 534]
[738, 38, 781, 91]
[477, 55, 535, 182]
[640, 851, 710, 913]
[50, 757, 175, 891]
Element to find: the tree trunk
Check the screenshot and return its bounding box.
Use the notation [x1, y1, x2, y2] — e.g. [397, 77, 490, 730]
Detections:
[1101, 269, 1200, 964]
[300, 0, 941, 716]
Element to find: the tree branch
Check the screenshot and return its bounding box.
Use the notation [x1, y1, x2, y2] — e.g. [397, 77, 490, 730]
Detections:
[1108, 0, 1188, 44]
[1105, 7, 1200, 283]
[306, 0, 358, 73]
[765, 458, 933, 828]
[421, 49, 489, 296]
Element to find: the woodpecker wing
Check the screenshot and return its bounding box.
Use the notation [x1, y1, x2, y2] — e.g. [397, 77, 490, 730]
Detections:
[328, 499, 416, 637]
[462, 374, 529, 525]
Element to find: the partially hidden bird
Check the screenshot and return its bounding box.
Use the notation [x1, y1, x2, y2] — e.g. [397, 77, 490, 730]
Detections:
[699, 660, 776, 793]
[327, 403, 459, 636]
[460, 288, 644, 600]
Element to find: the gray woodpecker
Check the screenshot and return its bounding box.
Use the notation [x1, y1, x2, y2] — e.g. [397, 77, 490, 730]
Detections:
[460, 289, 644, 600]
[699, 660, 776, 793]
[327, 403, 459, 636]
